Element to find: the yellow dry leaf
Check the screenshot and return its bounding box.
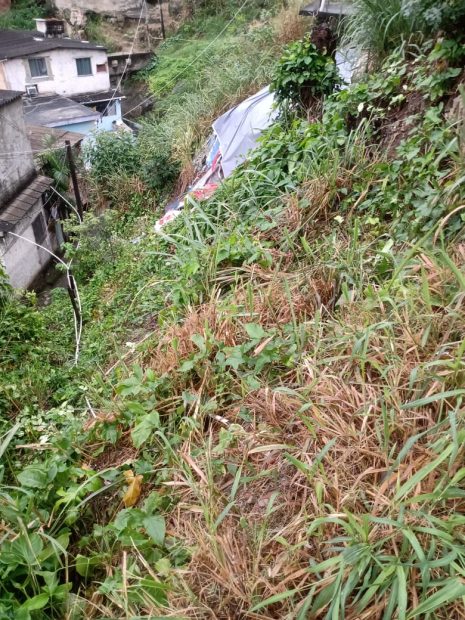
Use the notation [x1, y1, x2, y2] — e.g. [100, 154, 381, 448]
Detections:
[123, 469, 143, 507]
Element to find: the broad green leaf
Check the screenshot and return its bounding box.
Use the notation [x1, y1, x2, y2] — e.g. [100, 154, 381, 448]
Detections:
[143, 515, 165, 546]
[17, 465, 48, 488]
[244, 323, 267, 339]
[18, 592, 49, 612]
[131, 412, 160, 448]
[75, 554, 104, 578]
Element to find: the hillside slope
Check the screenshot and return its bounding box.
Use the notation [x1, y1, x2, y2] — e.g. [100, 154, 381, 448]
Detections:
[1, 1, 465, 618]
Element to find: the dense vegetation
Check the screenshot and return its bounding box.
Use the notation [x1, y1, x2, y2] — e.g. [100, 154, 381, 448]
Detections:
[2, 0, 465, 617]
[0, 0, 47, 30]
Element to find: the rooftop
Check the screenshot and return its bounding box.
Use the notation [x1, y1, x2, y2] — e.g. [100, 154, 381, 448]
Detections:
[0, 29, 105, 61]
[26, 124, 84, 153]
[0, 175, 53, 232]
[300, 1, 355, 17]
[0, 89, 23, 108]
[71, 90, 124, 105]
[23, 95, 100, 128]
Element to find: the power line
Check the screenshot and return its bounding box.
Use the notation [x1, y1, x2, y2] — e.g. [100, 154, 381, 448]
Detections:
[102, 0, 147, 118]
[124, 0, 251, 117]
[6, 231, 83, 365]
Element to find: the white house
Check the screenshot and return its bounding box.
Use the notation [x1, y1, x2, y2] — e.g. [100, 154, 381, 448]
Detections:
[0, 90, 56, 289]
[0, 23, 110, 96]
[0, 22, 124, 135]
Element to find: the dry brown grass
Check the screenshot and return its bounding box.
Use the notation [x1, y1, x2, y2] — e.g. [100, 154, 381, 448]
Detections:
[147, 301, 240, 376]
[273, 1, 314, 45]
[151, 245, 465, 618]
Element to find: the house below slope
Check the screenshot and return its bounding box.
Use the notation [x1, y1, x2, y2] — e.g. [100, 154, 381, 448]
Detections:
[0, 22, 125, 134]
[23, 94, 100, 134]
[0, 90, 56, 289]
[0, 24, 110, 97]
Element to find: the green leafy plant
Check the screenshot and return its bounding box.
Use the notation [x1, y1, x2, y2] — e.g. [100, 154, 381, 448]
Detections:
[271, 36, 341, 112]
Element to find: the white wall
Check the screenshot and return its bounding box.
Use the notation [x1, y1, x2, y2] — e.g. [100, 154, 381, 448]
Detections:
[0, 98, 35, 205]
[3, 48, 110, 96]
[0, 199, 55, 289]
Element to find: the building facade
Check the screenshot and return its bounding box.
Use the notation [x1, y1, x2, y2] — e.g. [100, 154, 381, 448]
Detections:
[0, 90, 55, 289]
[0, 25, 125, 137]
[0, 27, 110, 97]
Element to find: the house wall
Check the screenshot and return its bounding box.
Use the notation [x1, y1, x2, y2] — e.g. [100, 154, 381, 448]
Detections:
[52, 0, 141, 15]
[0, 62, 7, 89]
[96, 98, 122, 131]
[53, 119, 98, 134]
[2, 48, 110, 96]
[0, 198, 55, 289]
[0, 98, 35, 206]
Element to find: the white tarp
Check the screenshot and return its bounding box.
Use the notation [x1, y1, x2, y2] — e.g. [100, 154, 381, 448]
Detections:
[213, 86, 278, 178]
[336, 46, 361, 84]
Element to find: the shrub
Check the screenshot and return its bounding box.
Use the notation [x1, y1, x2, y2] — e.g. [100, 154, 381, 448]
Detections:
[84, 130, 140, 181]
[0, 0, 47, 30]
[270, 36, 341, 112]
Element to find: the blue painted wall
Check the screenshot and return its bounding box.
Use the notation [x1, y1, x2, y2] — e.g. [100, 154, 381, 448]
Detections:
[53, 120, 98, 135]
[52, 100, 124, 140]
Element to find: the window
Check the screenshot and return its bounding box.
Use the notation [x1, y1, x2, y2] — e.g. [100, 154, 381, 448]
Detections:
[76, 57, 92, 76]
[28, 57, 48, 78]
[96, 62, 107, 73]
[32, 213, 46, 244]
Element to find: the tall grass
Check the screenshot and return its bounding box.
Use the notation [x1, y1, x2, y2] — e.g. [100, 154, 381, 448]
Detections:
[342, 0, 422, 60]
[138, 27, 279, 193]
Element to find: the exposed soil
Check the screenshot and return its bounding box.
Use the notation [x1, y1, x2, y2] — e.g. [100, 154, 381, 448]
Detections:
[379, 90, 427, 155]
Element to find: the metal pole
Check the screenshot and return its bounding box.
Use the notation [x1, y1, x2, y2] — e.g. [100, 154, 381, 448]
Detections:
[65, 140, 83, 220]
[158, 0, 166, 40]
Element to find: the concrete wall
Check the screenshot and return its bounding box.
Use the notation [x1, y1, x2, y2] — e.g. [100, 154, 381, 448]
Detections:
[0, 198, 55, 289]
[0, 98, 35, 206]
[52, 0, 141, 15]
[0, 62, 8, 90]
[2, 48, 110, 96]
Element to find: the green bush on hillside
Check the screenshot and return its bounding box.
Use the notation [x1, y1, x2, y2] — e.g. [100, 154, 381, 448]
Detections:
[0, 0, 47, 30]
[271, 36, 341, 113]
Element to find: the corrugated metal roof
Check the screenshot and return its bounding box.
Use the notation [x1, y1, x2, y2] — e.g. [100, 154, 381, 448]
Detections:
[300, 1, 355, 16]
[0, 89, 23, 108]
[0, 29, 106, 60]
[71, 89, 124, 105]
[0, 175, 53, 232]
[26, 124, 84, 153]
[23, 94, 100, 127]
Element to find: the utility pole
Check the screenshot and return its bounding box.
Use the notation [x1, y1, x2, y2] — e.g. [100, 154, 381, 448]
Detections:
[158, 0, 166, 40]
[65, 140, 84, 220]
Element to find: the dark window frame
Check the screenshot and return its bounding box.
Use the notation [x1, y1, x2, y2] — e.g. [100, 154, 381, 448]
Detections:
[76, 57, 92, 76]
[32, 212, 46, 244]
[28, 57, 48, 78]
